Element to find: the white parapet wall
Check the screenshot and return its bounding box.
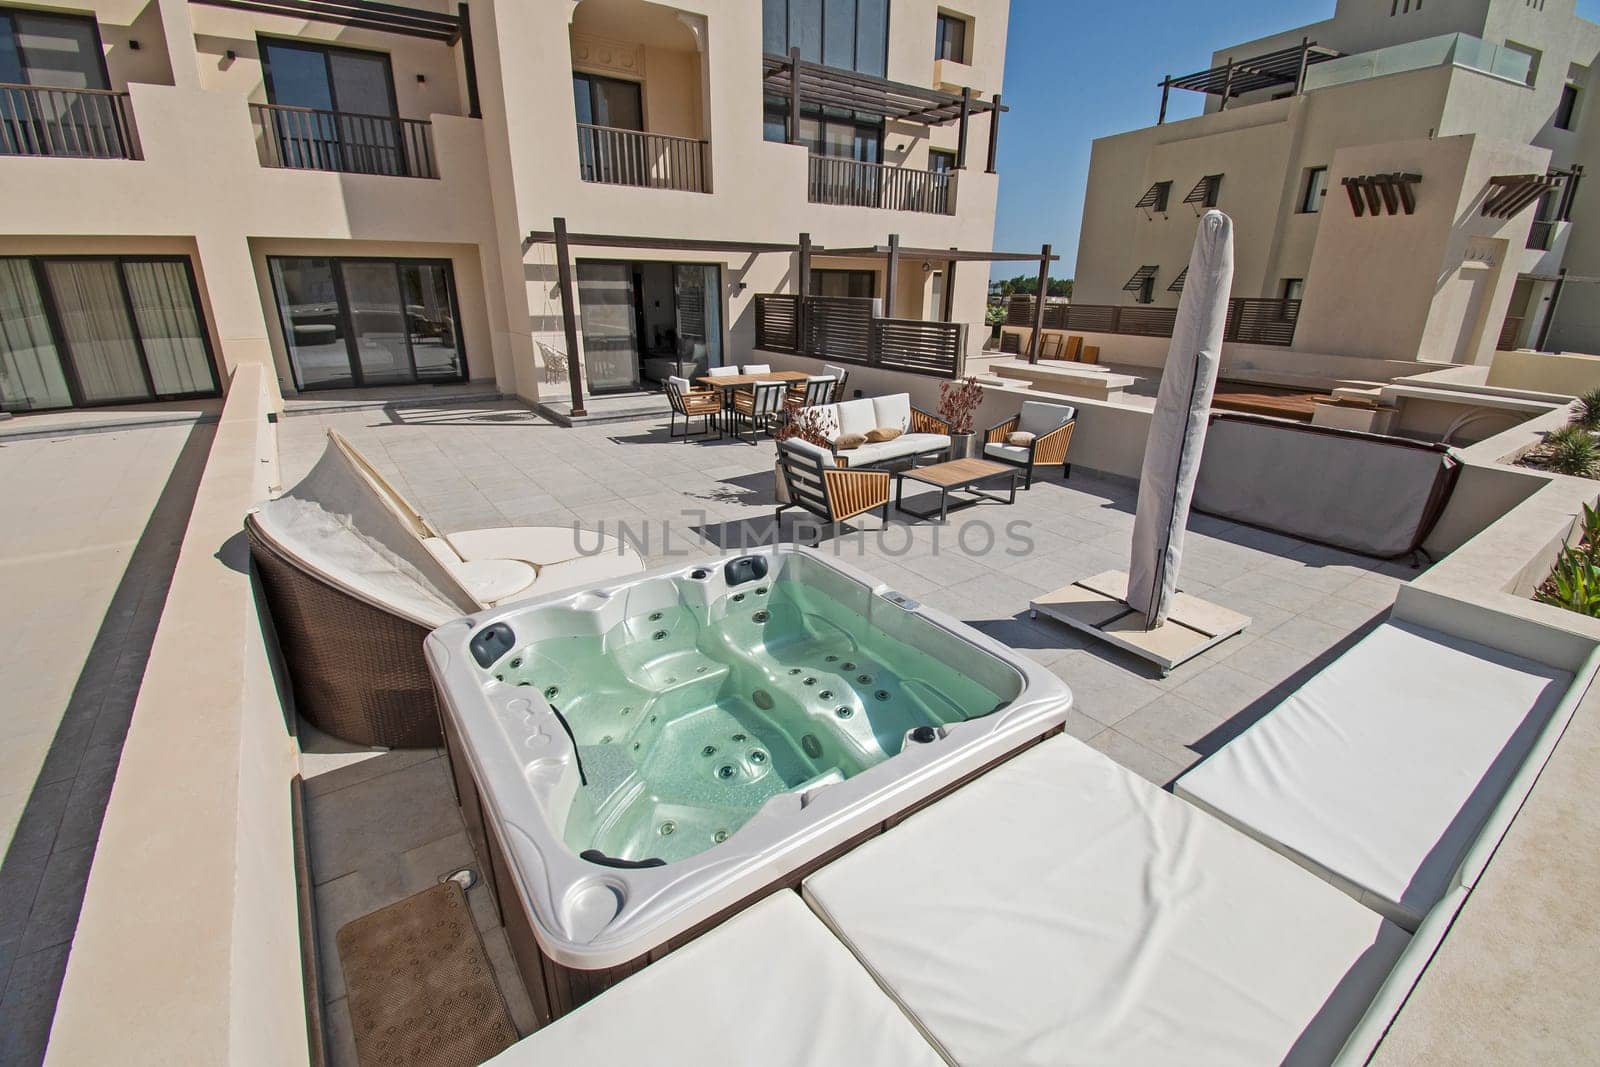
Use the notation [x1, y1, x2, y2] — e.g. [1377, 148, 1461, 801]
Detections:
[45, 363, 306, 1066]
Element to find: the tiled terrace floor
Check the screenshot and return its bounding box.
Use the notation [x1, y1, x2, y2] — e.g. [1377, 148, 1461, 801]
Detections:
[276, 399, 1417, 1060]
[0, 420, 211, 1065]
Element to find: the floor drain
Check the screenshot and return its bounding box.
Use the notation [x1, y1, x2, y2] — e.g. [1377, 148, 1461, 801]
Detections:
[443, 868, 477, 890]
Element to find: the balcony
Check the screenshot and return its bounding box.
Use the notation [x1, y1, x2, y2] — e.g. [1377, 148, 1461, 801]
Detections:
[1302, 33, 1533, 94]
[808, 157, 956, 215]
[576, 124, 709, 193]
[1527, 220, 1556, 251]
[0, 84, 139, 160]
[250, 103, 438, 179]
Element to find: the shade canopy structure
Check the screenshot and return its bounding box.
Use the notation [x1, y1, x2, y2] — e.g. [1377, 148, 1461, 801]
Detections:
[1127, 210, 1235, 627]
[1159, 39, 1341, 122]
[762, 49, 1006, 172]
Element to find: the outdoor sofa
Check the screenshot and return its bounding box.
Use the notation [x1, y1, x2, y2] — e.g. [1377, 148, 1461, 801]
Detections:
[796, 392, 952, 468]
[1175, 620, 1588, 930]
[247, 431, 642, 747]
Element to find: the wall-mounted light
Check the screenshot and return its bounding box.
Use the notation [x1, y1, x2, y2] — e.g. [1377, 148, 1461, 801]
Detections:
[128, 39, 141, 51]
[734, 280, 748, 293]
[416, 74, 427, 84]
[921, 260, 933, 274]
[225, 49, 237, 61]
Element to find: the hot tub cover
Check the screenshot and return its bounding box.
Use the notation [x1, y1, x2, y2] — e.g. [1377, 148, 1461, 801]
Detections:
[484, 892, 943, 1066]
[1175, 621, 1571, 930]
[802, 736, 1408, 1066]
[1192, 413, 1460, 559]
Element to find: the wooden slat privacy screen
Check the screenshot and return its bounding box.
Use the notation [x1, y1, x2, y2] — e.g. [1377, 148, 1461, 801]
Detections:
[754, 294, 966, 378]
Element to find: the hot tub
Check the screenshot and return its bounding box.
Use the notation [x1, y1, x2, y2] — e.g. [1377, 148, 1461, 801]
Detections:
[425, 546, 1071, 1022]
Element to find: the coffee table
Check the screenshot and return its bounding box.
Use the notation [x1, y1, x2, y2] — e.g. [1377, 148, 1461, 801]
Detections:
[893, 458, 1020, 522]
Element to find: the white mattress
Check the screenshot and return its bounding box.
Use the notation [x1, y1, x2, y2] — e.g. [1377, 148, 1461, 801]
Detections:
[484, 892, 942, 1066]
[802, 736, 1408, 1067]
[1175, 621, 1570, 930]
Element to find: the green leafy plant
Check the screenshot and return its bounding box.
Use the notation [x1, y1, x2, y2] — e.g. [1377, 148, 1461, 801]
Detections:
[1543, 424, 1600, 478]
[1576, 388, 1600, 431]
[1581, 502, 1600, 560]
[1538, 546, 1600, 617]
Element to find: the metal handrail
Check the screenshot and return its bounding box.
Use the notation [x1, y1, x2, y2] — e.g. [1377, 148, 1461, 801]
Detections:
[0, 83, 139, 159]
[808, 155, 956, 215]
[250, 102, 437, 179]
[575, 123, 709, 192]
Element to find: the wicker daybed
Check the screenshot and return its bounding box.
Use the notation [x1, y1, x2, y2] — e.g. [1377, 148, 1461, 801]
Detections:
[248, 431, 643, 747]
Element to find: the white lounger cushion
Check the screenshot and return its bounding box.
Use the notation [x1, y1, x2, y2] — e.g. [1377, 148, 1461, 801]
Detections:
[1175, 620, 1571, 930]
[486, 892, 943, 1066]
[803, 737, 1408, 1067]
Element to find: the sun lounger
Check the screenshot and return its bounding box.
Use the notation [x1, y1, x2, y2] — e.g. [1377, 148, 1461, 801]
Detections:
[1175, 621, 1579, 930]
[482, 892, 944, 1066]
[802, 736, 1408, 1066]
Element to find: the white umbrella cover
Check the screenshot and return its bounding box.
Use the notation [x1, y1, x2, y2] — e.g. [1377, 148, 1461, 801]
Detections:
[1125, 210, 1235, 628]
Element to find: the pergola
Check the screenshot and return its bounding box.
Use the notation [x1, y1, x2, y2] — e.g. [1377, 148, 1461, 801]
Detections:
[524, 221, 1057, 414]
[761, 50, 1007, 173]
[1158, 39, 1342, 123]
[188, 0, 482, 115]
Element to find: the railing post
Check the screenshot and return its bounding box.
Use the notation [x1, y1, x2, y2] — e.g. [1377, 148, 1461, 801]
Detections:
[956, 86, 971, 169]
[884, 234, 900, 319]
[798, 232, 811, 299]
[552, 217, 587, 418]
[787, 47, 802, 145]
[986, 93, 1001, 174]
[942, 247, 958, 323]
[1028, 243, 1050, 363]
[458, 3, 482, 118]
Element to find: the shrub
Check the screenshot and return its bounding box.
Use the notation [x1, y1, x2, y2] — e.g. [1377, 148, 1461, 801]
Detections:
[938, 376, 984, 436]
[1538, 546, 1600, 617]
[1543, 424, 1599, 478]
[1576, 388, 1600, 431]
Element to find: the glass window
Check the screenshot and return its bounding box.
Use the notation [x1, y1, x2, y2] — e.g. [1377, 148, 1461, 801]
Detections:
[0, 258, 72, 412]
[812, 269, 875, 298]
[1556, 84, 1580, 130]
[763, 0, 886, 75]
[269, 256, 465, 392]
[123, 260, 214, 396]
[1300, 166, 1328, 213]
[672, 264, 722, 376]
[929, 149, 956, 173]
[763, 97, 882, 160]
[1281, 278, 1305, 303]
[935, 13, 968, 63]
[44, 260, 148, 403]
[262, 39, 395, 116]
[3, 10, 108, 89]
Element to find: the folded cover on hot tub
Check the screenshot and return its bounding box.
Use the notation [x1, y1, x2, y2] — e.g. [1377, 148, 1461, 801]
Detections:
[1175, 620, 1570, 930]
[485, 892, 943, 1066]
[801, 736, 1408, 1066]
[1192, 413, 1460, 558]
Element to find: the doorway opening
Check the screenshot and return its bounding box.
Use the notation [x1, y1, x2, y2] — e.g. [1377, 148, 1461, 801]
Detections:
[575, 260, 723, 393]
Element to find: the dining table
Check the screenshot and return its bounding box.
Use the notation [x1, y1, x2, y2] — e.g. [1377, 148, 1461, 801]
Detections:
[692, 370, 812, 390]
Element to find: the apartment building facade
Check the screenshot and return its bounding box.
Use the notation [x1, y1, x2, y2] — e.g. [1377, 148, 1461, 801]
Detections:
[0, 0, 1008, 414]
[1072, 0, 1600, 368]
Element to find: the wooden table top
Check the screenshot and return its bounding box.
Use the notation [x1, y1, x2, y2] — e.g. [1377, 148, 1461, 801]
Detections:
[695, 370, 812, 387]
[896, 458, 1014, 488]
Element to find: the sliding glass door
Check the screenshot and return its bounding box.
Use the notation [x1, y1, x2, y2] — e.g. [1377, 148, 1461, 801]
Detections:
[261, 38, 404, 175]
[672, 264, 722, 379]
[575, 262, 638, 393]
[268, 255, 466, 391]
[0, 255, 217, 413]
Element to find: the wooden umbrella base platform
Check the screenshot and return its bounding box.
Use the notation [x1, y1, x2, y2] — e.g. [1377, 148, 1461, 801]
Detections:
[1030, 570, 1250, 676]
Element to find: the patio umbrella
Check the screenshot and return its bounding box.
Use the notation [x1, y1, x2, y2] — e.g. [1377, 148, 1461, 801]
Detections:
[1125, 210, 1235, 628]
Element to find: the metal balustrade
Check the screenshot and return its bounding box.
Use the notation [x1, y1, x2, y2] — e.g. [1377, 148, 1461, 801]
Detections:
[808, 155, 956, 215]
[251, 103, 437, 178]
[576, 124, 709, 192]
[0, 83, 139, 159]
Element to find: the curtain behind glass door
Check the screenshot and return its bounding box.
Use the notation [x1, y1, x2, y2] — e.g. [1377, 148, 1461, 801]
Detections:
[123, 261, 215, 396]
[672, 264, 721, 378]
[576, 263, 638, 392]
[43, 260, 149, 403]
[0, 258, 72, 411]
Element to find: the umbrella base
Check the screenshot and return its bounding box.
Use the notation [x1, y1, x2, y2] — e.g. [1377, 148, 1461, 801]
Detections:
[1030, 571, 1249, 677]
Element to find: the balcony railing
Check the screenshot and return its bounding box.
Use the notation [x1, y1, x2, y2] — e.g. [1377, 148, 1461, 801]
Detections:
[0, 83, 139, 159]
[1527, 220, 1556, 251]
[1498, 315, 1524, 350]
[1004, 297, 1303, 347]
[808, 156, 956, 215]
[250, 103, 437, 179]
[576, 124, 709, 193]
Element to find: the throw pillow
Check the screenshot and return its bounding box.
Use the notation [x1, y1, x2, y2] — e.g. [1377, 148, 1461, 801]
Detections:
[1007, 431, 1036, 447]
[836, 432, 867, 450]
[865, 426, 903, 444]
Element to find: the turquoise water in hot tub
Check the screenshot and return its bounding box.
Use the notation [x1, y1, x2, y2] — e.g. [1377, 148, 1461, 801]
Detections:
[493, 577, 1013, 865]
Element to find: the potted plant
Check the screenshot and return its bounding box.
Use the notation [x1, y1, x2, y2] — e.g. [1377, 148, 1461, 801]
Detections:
[772, 406, 837, 504]
[939, 375, 985, 460]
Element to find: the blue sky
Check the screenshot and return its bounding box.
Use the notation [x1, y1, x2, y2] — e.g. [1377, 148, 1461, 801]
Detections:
[990, 0, 1600, 281]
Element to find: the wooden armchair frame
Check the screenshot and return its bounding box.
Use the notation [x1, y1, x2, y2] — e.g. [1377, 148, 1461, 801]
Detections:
[984, 413, 1076, 487]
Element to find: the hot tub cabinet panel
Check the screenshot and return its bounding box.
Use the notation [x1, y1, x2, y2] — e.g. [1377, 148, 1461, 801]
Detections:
[425, 547, 1073, 1020]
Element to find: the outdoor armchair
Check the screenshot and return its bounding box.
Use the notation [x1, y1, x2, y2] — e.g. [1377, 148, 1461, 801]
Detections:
[984, 400, 1076, 487]
[666, 375, 720, 440]
[776, 439, 892, 535]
